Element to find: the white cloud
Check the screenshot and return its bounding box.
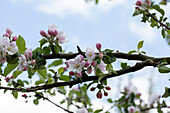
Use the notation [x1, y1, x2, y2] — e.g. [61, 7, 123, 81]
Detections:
[37, 0, 127, 18]
[128, 20, 158, 44]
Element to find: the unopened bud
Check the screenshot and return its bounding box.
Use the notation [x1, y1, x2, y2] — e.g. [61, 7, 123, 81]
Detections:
[40, 30, 47, 37]
[105, 86, 111, 90]
[12, 36, 18, 41]
[84, 61, 90, 67]
[69, 71, 75, 76]
[104, 91, 108, 96]
[99, 53, 104, 59]
[96, 91, 102, 99]
[6, 28, 13, 36]
[76, 73, 82, 78]
[90, 87, 96, 91]
[96, 43, 101, 51]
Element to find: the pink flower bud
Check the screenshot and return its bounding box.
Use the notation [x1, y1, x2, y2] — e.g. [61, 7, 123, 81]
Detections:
[96, 43, 101, 51]
[76, 73, 82, 78]
[22, 94, 27, 98]
[84, 61, 90, 67]
[136, 93, 141, 97]
[10, 76, 14, 79]
[87, 66, 92, 74]
[5, 77, 10, 82]
[105, 86, 111, 90]
[69, 71, 75, 76]
[99, 53, 104, 59]
[90, 87, 96, 91]
[91, 61, 97, 67]
[31, 59, 36, 65]
[28, 51, 33, 58]
[12, 36, 18, 41]
[128, 106, 135, 113]
[3, 33, 10, 37]
[104, 91, 108, 96]
[6, 28, 13, 36]
[136, 0, 142, 6]
[96, 91, 102, 99]
[135, 7, 140, 10]
[48, 29, 58, 37]
[23, 67, 28, 71]
[40, 30, 47, 37]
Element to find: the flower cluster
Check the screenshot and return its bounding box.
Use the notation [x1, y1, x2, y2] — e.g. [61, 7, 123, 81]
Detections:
[18, 49, 36, 71]
[40, 24, 67, 45]
[64, 43, 106, 79]
[0, 28, 18, 64]
[135, 0, 151, 10]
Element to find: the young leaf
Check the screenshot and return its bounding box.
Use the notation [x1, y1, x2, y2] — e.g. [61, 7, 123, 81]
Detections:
[16, 35, 27, 54]
[39, 38, 48, 48]
[98, 74, 106, 82]
[137, 40, 144, 50]
[158, 65, 170, 73]
[162, 87, 170, 98]
[37, 69, 47, 79]
[59, 75, 69, 81]
[4, 63, 18, 77]
[48, 59, 63, 68]
[11, 91, 18, 99]
[128, 50, 137, 55]
[107, 98, 113, 103]
[162, 28, 166, 38]
[152, 5, 165, 16]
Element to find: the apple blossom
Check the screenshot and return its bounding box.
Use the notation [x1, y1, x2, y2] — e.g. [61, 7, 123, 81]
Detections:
[128, 106, 135, 113]
[76, 73, 82, 78]
[18, 55, 28, 71]
[99, 53, 103, 59]
[76, 108, 88, 113]
[6, 28, 13, 36]
[6, 42, 18, 55]
[68, 54, 85, 73]
[12, 36, 18, 41]
[3, 33, 10, 37]
[40, 30, 47, 37]
[48, 24, 58, 37]
[97, 61, 106, 72]
[25, 49, 33, 58]
[84, 61, 90, 67]
[96, 43, 101, 51]
[56, 31, 67, 44]
[85, 47, 95, 63]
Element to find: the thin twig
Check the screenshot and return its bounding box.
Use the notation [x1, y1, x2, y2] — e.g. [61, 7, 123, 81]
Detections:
[37, 94, 74, 113]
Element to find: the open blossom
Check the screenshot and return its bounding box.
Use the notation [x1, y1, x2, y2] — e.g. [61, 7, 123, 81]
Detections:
[76, 108, 88, 113]
[6, 42, 18, 55]
[25, 49, 33, 58]
[18, 55, 28, 71]
[56, 31, 67, 44]
[85, 47, 95, 63]
[0, 36, 18, 55]
[48, 24, 58, 37]
[97, 61, 106, 72]
[68, 54, 85, 73]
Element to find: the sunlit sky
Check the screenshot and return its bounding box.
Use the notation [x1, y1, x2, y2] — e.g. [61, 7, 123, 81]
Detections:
[0, 0, 170, 113]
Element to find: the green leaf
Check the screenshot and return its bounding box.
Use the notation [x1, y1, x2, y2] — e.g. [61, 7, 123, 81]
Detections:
[162, 87, 170, 98]
[95, 68, 103, 75]
[13, 70, 23, 79]
[33, 99, 39, 105]
[162, 28, 166, 38]
[16, 35, 27, 54]
[39, 38, 48, 48]
[43, 46, 50, 55]
[103, 49, 114, 54]
[46, 78, 53, 84]
[95, 0, 99, 4]
[49, 69, 56, 74]
[37, 69, 47, 79]
[166, 30, 170, 35]
[137, 40, 144, 50]
[141, 51, 146, 54]
[158, 65, 170, 73]
[58, 67, 64, 75]
[121, 62, 128, 69]
[6, 54, 19, 64]
[94, 109, 103, 113]
[107, 98, 113, 103]
[48, 59, 63, 68]
[152, 5, 165, 16]
[128, 50, 137, 55]
[11, 91, 18, 99]
[28, 67, 35, 79]
[98, 74, 106, 82]
[35, 75, 45, 85]
[60, 99, 66, 104]
[4, 63, 18, 77]
[59, 75, 69, 81]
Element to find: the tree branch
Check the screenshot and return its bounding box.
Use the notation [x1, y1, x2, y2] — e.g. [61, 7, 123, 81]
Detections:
[0, 59, 157, 92]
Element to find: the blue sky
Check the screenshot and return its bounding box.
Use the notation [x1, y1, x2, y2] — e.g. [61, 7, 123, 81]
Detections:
[0, 0, 170, 112]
